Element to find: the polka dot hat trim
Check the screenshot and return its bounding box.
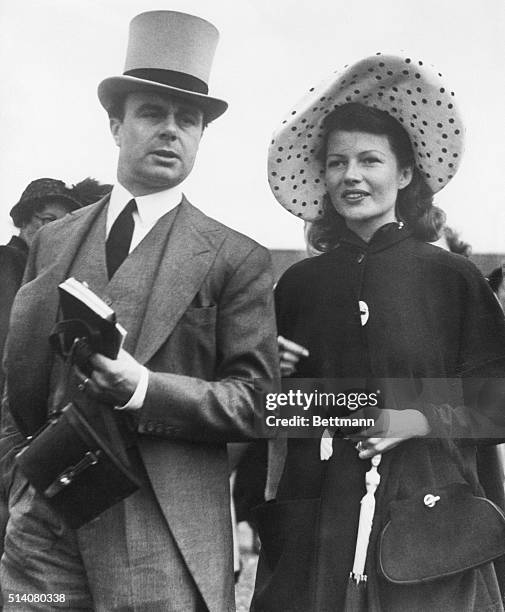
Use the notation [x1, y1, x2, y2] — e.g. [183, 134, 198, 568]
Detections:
[268, 53, 465, 221]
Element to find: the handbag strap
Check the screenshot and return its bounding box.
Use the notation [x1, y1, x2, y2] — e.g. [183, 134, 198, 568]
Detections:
[63, 339, 133, 466]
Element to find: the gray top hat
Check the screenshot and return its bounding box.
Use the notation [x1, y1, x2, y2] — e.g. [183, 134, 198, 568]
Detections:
[98, 11, 228, 123]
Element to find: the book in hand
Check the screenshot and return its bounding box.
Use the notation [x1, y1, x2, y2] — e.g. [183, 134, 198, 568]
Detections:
[56, 277, 127, 359]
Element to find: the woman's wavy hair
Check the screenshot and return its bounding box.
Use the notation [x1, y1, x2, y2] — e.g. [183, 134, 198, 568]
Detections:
[308, 103, 445, 252]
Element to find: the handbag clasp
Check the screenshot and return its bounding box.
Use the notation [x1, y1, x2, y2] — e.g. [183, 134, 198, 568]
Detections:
[423, 494, 441, 508]
[44, 450, 101, 498]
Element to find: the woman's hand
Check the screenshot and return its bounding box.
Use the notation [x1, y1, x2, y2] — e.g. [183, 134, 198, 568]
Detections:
[278, 335, 309, 376]
[351, 408, 430, 459]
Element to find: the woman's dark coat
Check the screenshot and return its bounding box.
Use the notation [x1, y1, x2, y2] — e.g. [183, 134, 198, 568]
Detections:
[253, 225, 505, 612]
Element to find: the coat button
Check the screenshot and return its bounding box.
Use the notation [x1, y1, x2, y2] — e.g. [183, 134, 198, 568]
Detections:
[356, 253, 365, 264]
[359, 300, 369, 326]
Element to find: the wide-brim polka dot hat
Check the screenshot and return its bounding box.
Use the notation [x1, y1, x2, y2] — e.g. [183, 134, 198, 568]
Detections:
[268, 53, 465, 221]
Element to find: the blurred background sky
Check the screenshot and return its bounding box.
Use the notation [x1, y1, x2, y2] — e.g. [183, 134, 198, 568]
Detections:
[0, 0, 504, 251]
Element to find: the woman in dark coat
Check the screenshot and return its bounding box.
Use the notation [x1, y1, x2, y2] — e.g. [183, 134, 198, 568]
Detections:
[253, 54, 505, 612]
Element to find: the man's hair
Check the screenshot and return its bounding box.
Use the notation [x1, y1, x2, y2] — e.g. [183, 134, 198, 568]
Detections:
[107, 92, 209, 129]
[308, 103, 444, 252]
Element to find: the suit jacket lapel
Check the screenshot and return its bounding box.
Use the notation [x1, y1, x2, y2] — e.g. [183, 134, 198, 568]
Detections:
[27, 196, 109, 337]
[134, 199, 225, 365]
[29, 197, 109, 306]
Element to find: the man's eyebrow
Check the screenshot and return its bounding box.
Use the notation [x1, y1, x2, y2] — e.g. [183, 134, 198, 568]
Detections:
[176, 104, 202, 117]
[135, 102, 164, 114]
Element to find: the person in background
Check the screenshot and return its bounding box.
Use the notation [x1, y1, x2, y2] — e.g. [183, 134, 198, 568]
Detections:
[0, 176, 111, 568]
[0, 177, 112, 384]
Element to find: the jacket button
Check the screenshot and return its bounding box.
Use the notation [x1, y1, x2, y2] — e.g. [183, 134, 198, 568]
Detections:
[356, 253, 365, 264]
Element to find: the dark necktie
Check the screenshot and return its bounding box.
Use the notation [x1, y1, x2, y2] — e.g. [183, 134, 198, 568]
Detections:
[106, 199, 137, 279]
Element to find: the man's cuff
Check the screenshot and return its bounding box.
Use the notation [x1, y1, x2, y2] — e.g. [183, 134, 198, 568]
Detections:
[116, 366, 149, 411]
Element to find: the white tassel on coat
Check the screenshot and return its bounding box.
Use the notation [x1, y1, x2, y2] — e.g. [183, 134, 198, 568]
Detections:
[350, 454, 382, 583]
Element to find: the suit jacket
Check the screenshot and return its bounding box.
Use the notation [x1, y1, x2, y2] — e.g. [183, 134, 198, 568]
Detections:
[4, 196, 279, 612]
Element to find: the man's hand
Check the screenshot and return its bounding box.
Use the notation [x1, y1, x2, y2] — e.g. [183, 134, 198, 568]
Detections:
[74, 348, 143, 406]
[278, 335, 309, 377]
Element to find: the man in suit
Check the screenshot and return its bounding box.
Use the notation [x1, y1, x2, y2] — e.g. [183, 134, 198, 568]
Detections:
[1, 11, 278, 611]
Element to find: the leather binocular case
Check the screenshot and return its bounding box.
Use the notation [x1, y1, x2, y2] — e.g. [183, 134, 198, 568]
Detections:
[16, 402, 140, 529]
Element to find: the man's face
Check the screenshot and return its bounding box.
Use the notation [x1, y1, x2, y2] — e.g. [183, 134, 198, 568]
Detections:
[110, 91, 204, 196]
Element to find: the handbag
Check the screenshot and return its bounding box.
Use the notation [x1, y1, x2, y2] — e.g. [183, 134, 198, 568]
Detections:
[378, 482, 505, 584]
[16, 402, 141, 530]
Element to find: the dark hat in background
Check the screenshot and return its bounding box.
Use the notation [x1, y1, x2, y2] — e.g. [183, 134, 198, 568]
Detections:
[70, 177, 112, 207]
[98, 11, 228, 123]
[10, 178, 82, 227]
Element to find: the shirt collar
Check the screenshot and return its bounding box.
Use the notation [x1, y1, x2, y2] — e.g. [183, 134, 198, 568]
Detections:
[106, 182, 183, 234]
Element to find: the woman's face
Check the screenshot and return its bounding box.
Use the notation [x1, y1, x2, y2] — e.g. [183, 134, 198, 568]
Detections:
[325, 130, 412, 241]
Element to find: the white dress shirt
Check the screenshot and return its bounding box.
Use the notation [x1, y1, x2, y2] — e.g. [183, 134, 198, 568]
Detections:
[106, 182, 183, 250]
[107, 183, 183, 410]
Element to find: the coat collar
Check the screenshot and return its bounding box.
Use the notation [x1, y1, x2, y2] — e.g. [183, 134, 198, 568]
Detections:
[337, 222, 412, 254]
